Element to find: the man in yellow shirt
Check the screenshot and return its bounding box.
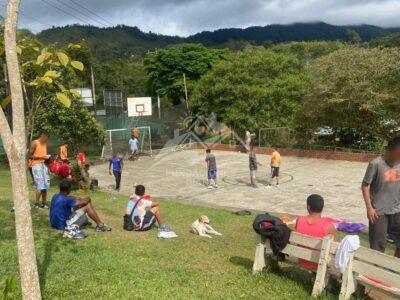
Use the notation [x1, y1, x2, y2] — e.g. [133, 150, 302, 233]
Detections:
[266, 148, 281, 188]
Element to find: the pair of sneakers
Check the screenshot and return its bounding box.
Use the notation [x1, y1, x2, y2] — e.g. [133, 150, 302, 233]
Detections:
[207, 185, 218, 189]
[95, 223, 112, 232]
[34, 203, 49, 209]
[63, 225, 87, 239]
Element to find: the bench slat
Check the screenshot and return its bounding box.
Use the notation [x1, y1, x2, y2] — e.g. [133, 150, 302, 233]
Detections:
[282, 244, 321, 263]
[354, 247, 400, 273]
[352, 260, 400, 288]
[289, 232, 323, 249]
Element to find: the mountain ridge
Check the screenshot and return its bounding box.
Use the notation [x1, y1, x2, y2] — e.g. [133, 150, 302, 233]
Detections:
[36, 22, 400, 59]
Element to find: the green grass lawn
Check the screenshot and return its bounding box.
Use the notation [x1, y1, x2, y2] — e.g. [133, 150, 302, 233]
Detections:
[0, 163, 375, 299]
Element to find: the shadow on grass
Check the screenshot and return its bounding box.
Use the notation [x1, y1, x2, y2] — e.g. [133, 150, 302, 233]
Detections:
[229, 256, 253, 272]
[37, 235, 63, 291]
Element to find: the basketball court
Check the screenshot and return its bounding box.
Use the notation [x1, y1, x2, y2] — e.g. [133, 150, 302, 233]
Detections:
[91, 148, 370, 223]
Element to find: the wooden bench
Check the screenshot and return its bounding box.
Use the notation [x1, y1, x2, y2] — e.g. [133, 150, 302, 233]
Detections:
[253, 232, 400, 299]
[340, 245, 400, 299]
[253, 232, 337, 297]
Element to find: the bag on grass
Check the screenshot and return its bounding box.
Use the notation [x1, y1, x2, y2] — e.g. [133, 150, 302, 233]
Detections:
[123, 198, 141, 231]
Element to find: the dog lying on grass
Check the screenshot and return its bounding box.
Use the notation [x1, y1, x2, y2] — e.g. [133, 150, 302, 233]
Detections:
[191, 215, 222, 238]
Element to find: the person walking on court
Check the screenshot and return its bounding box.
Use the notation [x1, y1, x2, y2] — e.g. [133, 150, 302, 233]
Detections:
[249, 145, 262, 188]
[29, 133, 50, 209]
[266, 148, 281, 188]
[109, 152, 124, 191]
[205, 148, 218, 189]
[362, 136, 400, 258]
[129, 135, 139, 160]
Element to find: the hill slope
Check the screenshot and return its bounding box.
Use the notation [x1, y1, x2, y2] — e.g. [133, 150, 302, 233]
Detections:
[37, 22, 400, 59]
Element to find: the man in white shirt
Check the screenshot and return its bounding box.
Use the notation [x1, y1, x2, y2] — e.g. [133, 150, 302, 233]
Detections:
[126, 185, 165, 231]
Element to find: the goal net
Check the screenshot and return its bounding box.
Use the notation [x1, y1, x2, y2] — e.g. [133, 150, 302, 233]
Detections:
[258, 127, 291, 148]
[102, 127, 152, 159]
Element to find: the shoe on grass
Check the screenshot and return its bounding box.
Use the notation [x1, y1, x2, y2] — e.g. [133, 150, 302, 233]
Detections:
[95, 224, 112, 232]
[207, 185, 213, 189]
[34, 203, 40, 209]
[40, 204, 49, 209]
[63, 230, 87, 239]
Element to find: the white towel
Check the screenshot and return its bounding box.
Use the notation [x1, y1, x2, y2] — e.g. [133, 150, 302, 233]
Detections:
[335, 235, 360, 273]
[158, 231, 178, 239]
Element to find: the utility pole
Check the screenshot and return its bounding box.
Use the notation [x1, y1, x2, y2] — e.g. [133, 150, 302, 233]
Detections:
[157, 95, 161, 120]
[183, 73, 190, 116]
[90, 66, 97, 116]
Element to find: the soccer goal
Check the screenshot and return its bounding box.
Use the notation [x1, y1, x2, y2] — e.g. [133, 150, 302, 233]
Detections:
[258, 127, 291, 148]
[102, 126, 152, 159]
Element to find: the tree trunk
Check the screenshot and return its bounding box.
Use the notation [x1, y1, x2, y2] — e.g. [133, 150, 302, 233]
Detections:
[1, 0, 42, 299]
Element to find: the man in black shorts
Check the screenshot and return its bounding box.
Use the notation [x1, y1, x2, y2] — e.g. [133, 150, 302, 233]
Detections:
[362, 136, 400, 257]
[126, 185, 166, 231]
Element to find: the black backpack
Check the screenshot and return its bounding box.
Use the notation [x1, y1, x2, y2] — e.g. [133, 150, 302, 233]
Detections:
[123, 199, 140, 231]
[253, 213, 291, 255]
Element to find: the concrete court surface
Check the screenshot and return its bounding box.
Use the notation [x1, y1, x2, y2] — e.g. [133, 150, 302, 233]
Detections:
[91, 149, 370, 223]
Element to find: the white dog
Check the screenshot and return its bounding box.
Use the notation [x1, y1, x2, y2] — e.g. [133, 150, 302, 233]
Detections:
[191, 215, 222, 238]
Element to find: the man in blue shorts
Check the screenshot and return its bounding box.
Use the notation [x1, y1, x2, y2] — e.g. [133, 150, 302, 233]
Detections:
[205, 149, 218, 189]
[129, 135, 139, 160]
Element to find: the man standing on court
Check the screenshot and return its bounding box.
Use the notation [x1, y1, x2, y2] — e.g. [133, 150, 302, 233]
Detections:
[205, 148, 218, 189]
[362, 136, 400, 258]
[249, 145, 262, 188]
[109, 152, 124, 191]
[266, 147, 281, 188]
[29, 133, 50, 209]
[129, 135, 139, 160]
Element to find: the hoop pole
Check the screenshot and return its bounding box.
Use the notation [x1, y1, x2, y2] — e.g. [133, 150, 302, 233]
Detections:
[148, 126, 153, 156]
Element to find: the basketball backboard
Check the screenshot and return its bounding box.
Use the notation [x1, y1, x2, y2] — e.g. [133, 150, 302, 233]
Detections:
[127, 97, 152, 117]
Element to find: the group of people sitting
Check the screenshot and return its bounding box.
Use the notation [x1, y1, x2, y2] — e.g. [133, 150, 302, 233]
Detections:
[49, 180, 166, 238]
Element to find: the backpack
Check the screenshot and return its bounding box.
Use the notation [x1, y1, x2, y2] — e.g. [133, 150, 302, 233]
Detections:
[253, 213, 291, 255]
[123, 198, 140, 231]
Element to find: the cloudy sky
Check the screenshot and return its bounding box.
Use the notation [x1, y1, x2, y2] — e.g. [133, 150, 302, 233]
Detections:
[1, 0, 400, 36]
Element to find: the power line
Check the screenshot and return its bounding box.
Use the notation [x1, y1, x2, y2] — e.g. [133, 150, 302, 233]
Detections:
[0, 2, 51, 27]
[40, 0, 91, 26]
[69, 0, 114, 27]
[54, 0, 108, 27]
[20, 11, 52, 27]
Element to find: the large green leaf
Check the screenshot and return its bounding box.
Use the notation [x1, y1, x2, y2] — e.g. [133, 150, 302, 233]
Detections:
[56, 92, 71, 108]
[36, 52, 51, 65]
[41, 77, 53, 84]
[70, 61, 84, 71]
[56, 52, 69, 67]
[44, 70, 61, 78]
[1, 95, 11, 109]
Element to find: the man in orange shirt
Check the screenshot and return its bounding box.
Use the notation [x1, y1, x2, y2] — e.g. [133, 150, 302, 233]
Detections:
[29, 134, 50, 209]
[59, 144, 68, 162]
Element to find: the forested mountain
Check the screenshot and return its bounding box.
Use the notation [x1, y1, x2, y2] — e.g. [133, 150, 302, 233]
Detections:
[37, 25, 184, 60]
[37, 22, 400, 60]
[188, 22, 400, 45]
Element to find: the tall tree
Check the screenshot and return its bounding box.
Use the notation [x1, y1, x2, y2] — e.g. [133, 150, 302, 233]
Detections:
[144, 44, 228, 106]
[191, 50, 308, 134]
[296, 46, 400, 150]
[0, 0, 41, 299]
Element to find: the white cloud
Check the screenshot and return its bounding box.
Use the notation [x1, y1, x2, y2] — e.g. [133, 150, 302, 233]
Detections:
[5, 0, 400, 35]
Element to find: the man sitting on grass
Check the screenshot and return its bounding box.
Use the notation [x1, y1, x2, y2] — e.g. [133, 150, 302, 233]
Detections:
[295, 194, 335, 270]
[50, 181, 112, 235]
[126, 184, 165, 231]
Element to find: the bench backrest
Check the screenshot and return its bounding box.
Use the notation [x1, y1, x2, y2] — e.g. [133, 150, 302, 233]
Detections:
[352, 247, 400, 289]
[281, 232, 334, 264]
